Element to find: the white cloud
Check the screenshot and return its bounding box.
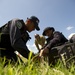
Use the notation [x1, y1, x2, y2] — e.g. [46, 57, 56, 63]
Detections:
[66, 26, 74, 30]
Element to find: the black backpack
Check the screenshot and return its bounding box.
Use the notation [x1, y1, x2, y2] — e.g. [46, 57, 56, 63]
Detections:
[50, 42, 75, 68]
[58, 42, 75, 68]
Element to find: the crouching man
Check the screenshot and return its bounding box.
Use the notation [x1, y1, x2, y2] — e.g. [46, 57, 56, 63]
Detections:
[0, 16, 40, 63]
[39, 27, 68, 65]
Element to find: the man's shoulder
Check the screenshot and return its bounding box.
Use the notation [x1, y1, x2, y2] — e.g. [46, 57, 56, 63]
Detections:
[11, 18, 24, 23]
[11, 18, 25, 29]
[54, 31, 60, 33]
[53, 31, 62, 35]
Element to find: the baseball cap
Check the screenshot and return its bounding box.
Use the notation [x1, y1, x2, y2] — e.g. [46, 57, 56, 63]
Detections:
[42, 27, 55, 36]
[28, 16, 40, 31]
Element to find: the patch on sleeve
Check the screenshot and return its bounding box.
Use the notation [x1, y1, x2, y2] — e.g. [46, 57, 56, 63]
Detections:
[16, 21, 22, 29]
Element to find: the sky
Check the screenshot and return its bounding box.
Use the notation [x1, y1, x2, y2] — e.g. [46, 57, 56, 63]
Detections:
[0, 0, 75, 53]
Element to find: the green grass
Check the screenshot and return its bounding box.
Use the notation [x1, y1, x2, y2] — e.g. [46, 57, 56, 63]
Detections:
[0, 56, 75, 75]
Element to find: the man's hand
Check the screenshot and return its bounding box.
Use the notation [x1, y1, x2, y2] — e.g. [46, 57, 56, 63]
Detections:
[31, 47, 49, 62]
[39, 48, 49, 56]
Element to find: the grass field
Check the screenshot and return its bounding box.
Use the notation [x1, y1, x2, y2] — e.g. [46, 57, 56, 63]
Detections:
[0, 55, 75, 75]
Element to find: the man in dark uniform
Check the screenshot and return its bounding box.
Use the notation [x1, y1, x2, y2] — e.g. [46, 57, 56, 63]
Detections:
[0, 16, 40, 62]
[39, 27, 68, 65]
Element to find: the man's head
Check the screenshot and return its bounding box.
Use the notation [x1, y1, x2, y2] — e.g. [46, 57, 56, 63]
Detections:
[25, 16, 40, 32]
[42, 27, 55, 37]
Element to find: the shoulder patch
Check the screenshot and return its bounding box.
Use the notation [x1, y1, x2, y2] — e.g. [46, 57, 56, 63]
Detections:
[16, 21, 22, 29]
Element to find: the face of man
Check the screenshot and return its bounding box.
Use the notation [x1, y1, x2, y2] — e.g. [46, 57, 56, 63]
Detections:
[29, 22, 36, 32]
[25, 19, 36, 32]
[45, 29, 53, 37]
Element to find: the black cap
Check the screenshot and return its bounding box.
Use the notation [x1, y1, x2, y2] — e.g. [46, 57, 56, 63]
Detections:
[28, 16, 40, 31]
[42, 27, 55, 36]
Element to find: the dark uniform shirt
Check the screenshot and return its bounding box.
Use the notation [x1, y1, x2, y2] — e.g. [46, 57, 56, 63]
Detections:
[0, 18, 31, 59]
[45, 31, 68, 50]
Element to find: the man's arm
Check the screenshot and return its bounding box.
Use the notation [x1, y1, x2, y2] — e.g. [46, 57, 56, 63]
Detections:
[45, 32, 61, 49]
[39, 32, 61, 56]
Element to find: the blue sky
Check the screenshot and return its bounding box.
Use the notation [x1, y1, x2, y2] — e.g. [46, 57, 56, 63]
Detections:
[0, 0, 75, 53]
